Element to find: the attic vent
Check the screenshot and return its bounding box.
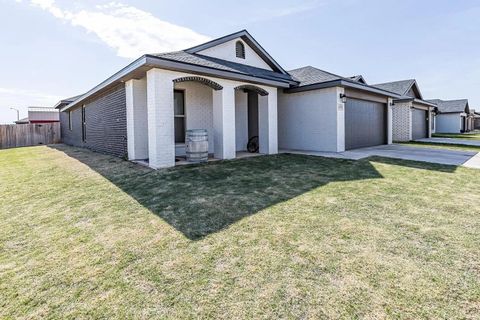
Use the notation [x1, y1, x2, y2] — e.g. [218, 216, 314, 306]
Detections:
[235, 41, 245, 59]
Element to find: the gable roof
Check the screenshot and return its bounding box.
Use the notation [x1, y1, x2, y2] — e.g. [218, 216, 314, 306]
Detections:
[372, 79, 423, 99]
[61, 30, 296, 112]
[349, 75, 367, 84]
[185, 30, 288, 75]
[285, 66, 401, 98]
[426, 99, 469, 114]
[151, 51, 294, 84]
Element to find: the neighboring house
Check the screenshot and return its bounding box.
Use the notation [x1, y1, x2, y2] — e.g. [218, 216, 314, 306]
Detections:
[467, 109, 477, 131]
[426, 99, 470, 133]
[278, 66, 399, 152]
[14, 107, 60, 124]
[372, 80, 436, 141]
[474, 110, 480, 130]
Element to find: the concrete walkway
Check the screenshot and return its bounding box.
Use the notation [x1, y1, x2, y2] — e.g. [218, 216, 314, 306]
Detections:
[280, 144, 480, 168]
[416, 137, 480, 147]
[463, 153, 480, 169]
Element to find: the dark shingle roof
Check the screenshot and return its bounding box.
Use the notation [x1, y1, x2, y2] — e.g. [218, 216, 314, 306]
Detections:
[286, 66, 402, 97]
[151, 51, 295, 84]
[426, 99, 469, 113]
[54, 94, 83, 109]
[287, 66, 343, 87]
[372, 79, 415, 96]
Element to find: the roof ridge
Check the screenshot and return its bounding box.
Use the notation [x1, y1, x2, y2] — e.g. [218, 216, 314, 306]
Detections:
[289, 65, 346, 79]
[372, 79, 415, 86]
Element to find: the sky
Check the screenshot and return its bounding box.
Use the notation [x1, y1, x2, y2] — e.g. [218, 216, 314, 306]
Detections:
[1, 0, 480, 124]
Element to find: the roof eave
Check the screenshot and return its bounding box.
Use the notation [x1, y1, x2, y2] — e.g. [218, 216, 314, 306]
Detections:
[284, 79, 402, 98]
[394, 97, 436, 107]
[144, 55, 295, 86]
[61, 55, 148, 112]
[61, 54, 294, 112]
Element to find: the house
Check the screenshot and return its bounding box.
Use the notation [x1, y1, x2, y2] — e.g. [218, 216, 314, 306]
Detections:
[57, 30, 298, 168]
[426, 99, 470, 133]
[55, 30, 404, 168]
[467, 109, 477, 131]
[372, 80, 436, 141]
[14, 107, 60, 124]
[474, 110, 480, 130]
[278, 67, 399, 152]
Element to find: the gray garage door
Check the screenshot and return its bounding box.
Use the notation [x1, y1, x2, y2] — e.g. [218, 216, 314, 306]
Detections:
[345, 98, 387, 150]
[412, 108, 428, 140]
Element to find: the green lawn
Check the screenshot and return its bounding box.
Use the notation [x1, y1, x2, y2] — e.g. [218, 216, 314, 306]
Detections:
[400, 141, 480, 153]
[1, 145, 479, 319]
[433, 132, 480, 140]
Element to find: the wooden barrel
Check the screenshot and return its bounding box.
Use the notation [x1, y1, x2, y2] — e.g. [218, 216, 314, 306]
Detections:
[186, 129, 208, 162]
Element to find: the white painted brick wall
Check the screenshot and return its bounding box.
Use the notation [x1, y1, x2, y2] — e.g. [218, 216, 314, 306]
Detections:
[126, 78, 148, 160]
[137, 68, 278, 167]
[258, 87, 278, 154]
[391, 102, 412, 142]
[146, 69, 175, 169]
[213, 83, 236, 159]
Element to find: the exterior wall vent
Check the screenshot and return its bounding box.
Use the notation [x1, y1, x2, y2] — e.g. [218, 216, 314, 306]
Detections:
[235, 41, 245, 59]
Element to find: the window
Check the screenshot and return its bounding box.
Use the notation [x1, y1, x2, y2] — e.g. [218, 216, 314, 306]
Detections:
[68, 111, 72, 130]
[174, 90, 185, 143]
[235, 41, 245, 59]
[81, 105, 86, 142]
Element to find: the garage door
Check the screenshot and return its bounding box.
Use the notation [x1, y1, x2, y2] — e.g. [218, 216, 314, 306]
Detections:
[345, 98, 387, 150]
[412, 108, 428, 140]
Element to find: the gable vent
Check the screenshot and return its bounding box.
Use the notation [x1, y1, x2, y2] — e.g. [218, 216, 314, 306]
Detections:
[235, 41, 245, 59]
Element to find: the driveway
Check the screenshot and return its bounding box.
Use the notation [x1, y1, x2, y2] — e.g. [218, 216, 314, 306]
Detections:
[281, 144, 479, 167]
[416, 137, 480, 147]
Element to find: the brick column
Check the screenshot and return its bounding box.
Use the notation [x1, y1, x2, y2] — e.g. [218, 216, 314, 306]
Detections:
[335, 87, 346, 152]
[126, 78, 148, 160]
[387, 98, 393, 144]
[213, 83, 236, 159]
[258, 87, 278, 154]
[147, 69, 175, 169]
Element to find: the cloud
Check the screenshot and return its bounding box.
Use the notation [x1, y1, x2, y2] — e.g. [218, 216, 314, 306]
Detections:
[27, 1, 211, 58]
[0, 87, 61, 102]
[234, 0, 326, 25]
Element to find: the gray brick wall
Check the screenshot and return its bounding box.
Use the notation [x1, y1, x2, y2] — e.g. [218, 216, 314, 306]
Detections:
[391, 102, 412, 142]
[60, 84, 127, 158]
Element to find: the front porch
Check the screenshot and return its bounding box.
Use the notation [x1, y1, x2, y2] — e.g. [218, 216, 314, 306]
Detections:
[125, 68, 278, 169]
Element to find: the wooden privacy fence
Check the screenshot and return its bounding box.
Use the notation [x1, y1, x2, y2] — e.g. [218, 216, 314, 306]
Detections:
[0, 123, 61, 149]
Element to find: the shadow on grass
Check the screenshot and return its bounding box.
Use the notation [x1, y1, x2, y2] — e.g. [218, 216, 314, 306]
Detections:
[50, 145, 387, 240]
[49, 145, 459, 240]
[365, 155, 459, 173]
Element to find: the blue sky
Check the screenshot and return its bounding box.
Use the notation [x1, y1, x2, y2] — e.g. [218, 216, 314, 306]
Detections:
[1, 0, 479, 123]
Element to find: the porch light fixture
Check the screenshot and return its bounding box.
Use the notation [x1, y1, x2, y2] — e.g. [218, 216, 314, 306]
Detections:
[339, 93, 347, 103]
